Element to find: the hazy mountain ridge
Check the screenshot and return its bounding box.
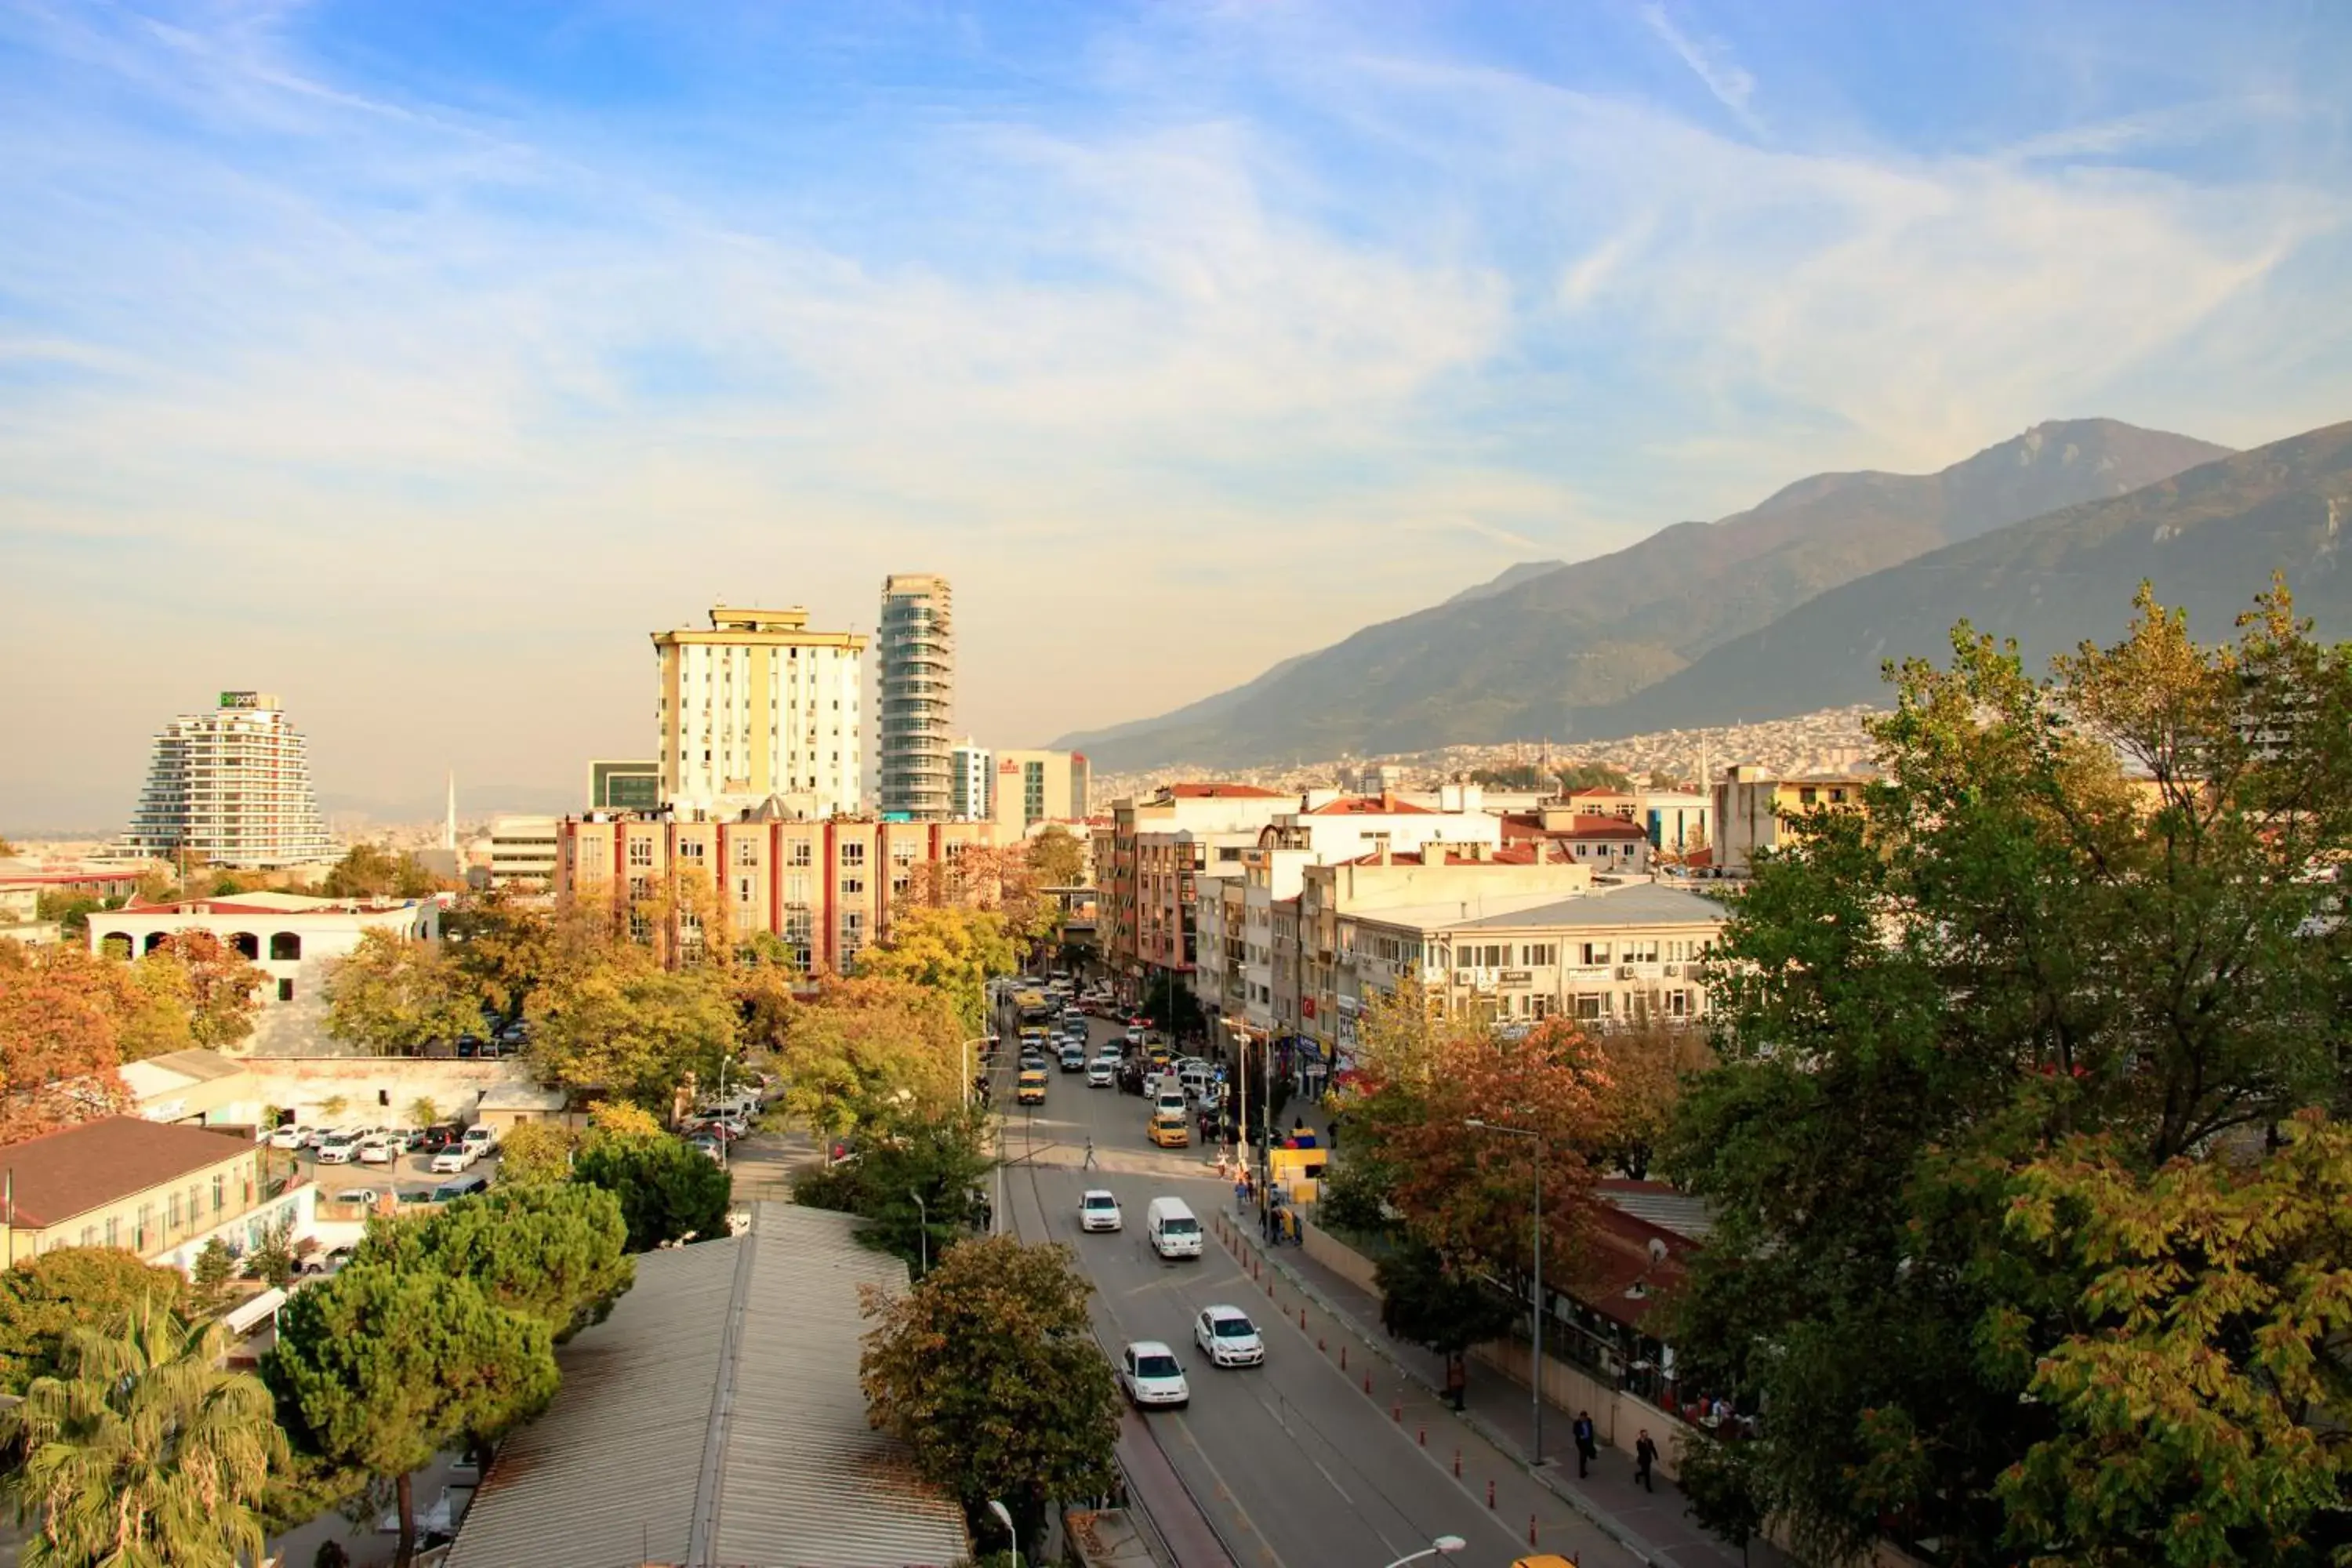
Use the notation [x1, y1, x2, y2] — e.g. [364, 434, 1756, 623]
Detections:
[1059, 419, 2231, 770]
[1597, 419, 2352, 731]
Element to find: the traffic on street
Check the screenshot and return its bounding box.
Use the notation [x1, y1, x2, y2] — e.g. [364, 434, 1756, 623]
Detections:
[987, 979, 1634, 1568]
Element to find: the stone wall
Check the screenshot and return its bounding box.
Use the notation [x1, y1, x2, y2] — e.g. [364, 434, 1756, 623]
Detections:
[243, 1058, 537, 1129]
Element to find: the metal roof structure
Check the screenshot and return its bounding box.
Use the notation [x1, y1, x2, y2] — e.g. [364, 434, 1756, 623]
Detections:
[445, 1203, 969, 1568]
[1443, 882, 1732, 931]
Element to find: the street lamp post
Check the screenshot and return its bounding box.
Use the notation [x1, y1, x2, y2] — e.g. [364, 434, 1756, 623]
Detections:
[1380, 1535, 1468, 1568]
[985, 1497, 1018, 1567]
[717, 1053, 735, 1171]
[1466, 1117, 1547, 1468]
[908, 1188, 929, 1276]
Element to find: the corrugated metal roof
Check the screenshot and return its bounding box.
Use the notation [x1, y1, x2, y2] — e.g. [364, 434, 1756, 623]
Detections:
[446, 1203, 967, 1568]
[1597, 1181, 1717, 1242]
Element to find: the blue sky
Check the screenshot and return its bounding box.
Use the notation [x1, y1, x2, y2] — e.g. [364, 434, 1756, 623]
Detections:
[3, 0, 2347, 828]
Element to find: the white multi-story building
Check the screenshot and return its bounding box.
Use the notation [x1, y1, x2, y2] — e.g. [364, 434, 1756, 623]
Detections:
[949, 739, 992, 820]
[104, 692, 335, 869]
[488, 815, 561, 890]
[877, 574, 954, 820]
[87, 892, 441, 1054]
[1345, 881, 1731, 1029]
[654, 607, 866, 821]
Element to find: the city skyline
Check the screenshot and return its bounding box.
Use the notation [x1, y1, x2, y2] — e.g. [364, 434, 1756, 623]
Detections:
[5, 1, 2351, 829]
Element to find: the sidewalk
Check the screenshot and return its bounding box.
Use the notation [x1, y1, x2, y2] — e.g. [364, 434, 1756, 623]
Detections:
[1224, 1209, 1784, 1568]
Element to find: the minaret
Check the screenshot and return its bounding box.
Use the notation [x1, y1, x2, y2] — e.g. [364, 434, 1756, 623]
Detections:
[444, 770, 457, 852]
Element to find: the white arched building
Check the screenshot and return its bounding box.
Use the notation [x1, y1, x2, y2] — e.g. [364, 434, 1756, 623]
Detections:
[87, 892, 440, 1054]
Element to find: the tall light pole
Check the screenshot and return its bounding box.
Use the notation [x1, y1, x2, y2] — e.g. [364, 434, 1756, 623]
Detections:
[985, 1497, 1017, 1566]
[717, 1053, 735, 1171]
[1380, 1536, 1467, 1568]
[908, 1188, 929, 1276]
[1466, 1116, 1547, 1467]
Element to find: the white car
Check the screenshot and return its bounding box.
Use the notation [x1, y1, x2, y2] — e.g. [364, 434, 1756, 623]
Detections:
[332, 1188, 382, 1212]
[314, 1131, 363, 1165]
[430, 1144, 478, 1175]
[1120, 1341, 1189, 1409]
[1080, 1190, 1123, 1232]
[1086, 1061, 1115, 1088]
[1193, 1304, 1266, 1367]
[355, 1138, 395, 1165]
[268, 1124, 313, 1150]
[460, 1125, 499, 1156]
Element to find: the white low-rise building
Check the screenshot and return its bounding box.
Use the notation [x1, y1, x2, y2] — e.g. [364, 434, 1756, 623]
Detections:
[87, 892, 441, 1054]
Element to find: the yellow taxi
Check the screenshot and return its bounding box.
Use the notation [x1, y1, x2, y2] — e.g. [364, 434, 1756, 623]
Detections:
[1512, 1556, 1578, 1568]
[1016, 1069, 1048, 1105]
[1149, 1112, 1190, 1149]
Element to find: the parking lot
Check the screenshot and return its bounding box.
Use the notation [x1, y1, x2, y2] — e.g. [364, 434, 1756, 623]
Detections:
[286, 1136, 504, 1217]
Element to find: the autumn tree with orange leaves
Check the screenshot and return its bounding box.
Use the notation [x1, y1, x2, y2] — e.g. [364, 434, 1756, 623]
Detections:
[1, 935, 266, 1139]
[1336, 981, 1620, 1276]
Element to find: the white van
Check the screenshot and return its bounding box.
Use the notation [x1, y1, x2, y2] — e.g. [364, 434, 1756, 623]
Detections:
[1145, 1196, 1204, 1260]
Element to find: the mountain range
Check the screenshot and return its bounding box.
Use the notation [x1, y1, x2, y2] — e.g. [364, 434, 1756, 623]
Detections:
[1057, 419, 2237, 770]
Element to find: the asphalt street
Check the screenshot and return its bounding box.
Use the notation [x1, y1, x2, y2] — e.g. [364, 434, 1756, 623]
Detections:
[993, 1006, 1638, 1568]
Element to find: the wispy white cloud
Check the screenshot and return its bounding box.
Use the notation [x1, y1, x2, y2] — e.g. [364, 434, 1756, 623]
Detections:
[0, 0, 2347, 826]
[1637, 1, 1760, 132]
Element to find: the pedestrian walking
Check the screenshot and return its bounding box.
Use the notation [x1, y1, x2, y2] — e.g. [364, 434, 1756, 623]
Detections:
[1234, 1176, 1248, 1212]
[1635, 1428, 1658, 1493]
[1082, 1136, 1098, 1171]
[1573, 1411, 1597, 1479]
[1443, 1355, 1467, 1412]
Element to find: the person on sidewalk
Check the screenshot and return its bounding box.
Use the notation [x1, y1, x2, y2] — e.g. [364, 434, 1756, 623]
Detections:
[1443, 1354, 1467, 1411]
[1572, 1412, 1597, 1479]
[1082, 1136, 1098, 1171]
[1634, 1429, 1658, 1493]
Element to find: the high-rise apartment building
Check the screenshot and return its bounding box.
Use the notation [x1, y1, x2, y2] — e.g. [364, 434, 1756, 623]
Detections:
[877, 575, 953, 820]
[653, 607, 866, 820]
[105, 692, 335, 869]
[950, 738, 992, 819]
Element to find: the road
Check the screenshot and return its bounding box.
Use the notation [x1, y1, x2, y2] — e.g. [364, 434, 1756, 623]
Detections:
[992, 1005, 1639, 1568]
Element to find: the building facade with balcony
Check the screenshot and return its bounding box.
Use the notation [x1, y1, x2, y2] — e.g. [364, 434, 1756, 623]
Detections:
[1298, 848, 1599, 1069]
[1099, 784, 1293, 1003]
[877, 574, 954, 820]
[102, 691, 336, 869]
[0, 1116, 316, 1276]
[555, 811, 996, 973]
[488, 815, 561, 890]
[1344, 882, 1730, 1029]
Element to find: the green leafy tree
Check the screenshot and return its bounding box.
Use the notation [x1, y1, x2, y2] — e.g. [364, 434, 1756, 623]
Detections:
[766, 975, 965, 1138]
[269, 1265, 557, 1567]
[854, 904, 1015, 1038]
[527, 947, 738, 1106]
[0, 1247, 188, 1395]
[355, 1182, 632, 1340]
[1026, 826, 1087, 889]
[1374, 1237, 1519, 1357]
[858, 1234, 1121, 1545]
[190, 1238, 237, 1314]
[245, 1210, 299, 1288]
[323, 928, 481, 1056]
[494, 1120, 579, 1187]
[570, 1132, 733, 1252]
[1554, 761, 1634, 793]
[4, 1301, 289, 1568]
[33, 891, 106, 939]
[321, 844, 441, 900]
[406, 1095, 440, 1128]
[1991, 1110, 2352, 1566]
[1138, 969, 1203, 1040]
[441, 892, 562, 1023]
[151, 931, 266, 1052]
[790, 1102, 993, 1275]
[1466, 764, 1550, 789]
[1665, 582, 2352, 1566]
